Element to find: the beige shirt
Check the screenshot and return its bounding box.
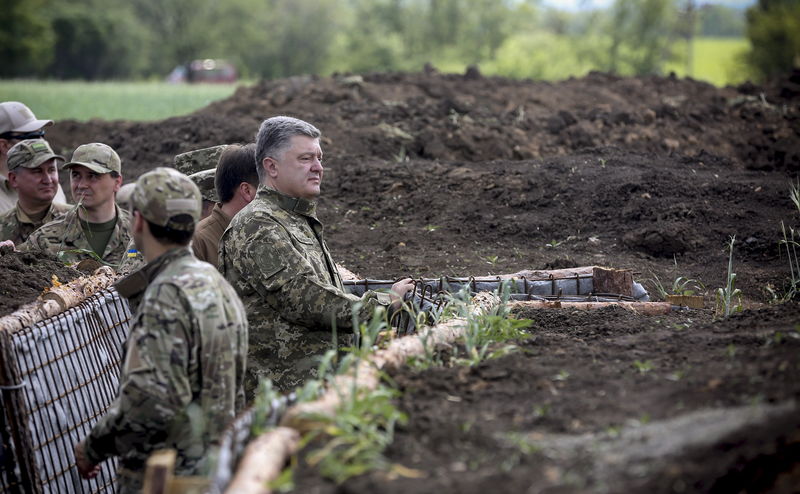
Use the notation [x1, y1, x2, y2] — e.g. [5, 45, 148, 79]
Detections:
[191, 204, 231, 268]
[0, 174, 68, 214]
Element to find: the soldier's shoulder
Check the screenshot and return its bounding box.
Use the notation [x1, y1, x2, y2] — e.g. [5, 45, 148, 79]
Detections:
[0, 207, 17, 223]
[51, 202, 71, 215]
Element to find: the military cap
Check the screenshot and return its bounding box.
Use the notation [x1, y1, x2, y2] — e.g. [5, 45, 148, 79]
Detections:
[116, 183, 136, 206]
[188, 168, 218, 203]
[173, 145, 228, 175]
[63, 143, 121, 174]
[7, 139, 65, 171]
[132, 167, 201, 231]
[0, 101, 53, 135]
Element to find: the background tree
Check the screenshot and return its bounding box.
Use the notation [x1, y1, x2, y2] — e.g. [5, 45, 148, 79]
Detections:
[744, 0, 800, 80]
[0, 0, 54, 77]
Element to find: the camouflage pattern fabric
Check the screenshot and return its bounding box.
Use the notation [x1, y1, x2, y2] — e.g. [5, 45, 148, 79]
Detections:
[0, 202, 70, 244]
[219, 186, 385, 393]
[83, 247, 248, 493]
[18, 205, 132, 267]
[174, 145, 227, 176]
[187, 168, 218, 203]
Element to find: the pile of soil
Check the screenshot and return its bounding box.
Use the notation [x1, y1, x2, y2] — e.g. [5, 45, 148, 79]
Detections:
[9, 67, 800, 491]
[0, 252, 81, 316]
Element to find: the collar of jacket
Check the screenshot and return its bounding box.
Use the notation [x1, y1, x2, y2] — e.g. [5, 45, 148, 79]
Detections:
[15, 202, 56, 224]
[258, 186, 317, 218]
[114, 246, 192, 301]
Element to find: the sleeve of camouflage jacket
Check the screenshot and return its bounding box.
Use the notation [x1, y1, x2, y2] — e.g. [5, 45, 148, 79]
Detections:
[83, 282, 194, 465]
[242, 218, 383, 330]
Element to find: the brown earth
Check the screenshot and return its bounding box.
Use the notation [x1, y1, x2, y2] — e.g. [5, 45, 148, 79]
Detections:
[0, 252, 81, 316]
[9, 67, 800, 492]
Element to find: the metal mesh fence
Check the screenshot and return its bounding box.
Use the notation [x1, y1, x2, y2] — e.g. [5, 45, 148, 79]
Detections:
[0, 288, 131, 494]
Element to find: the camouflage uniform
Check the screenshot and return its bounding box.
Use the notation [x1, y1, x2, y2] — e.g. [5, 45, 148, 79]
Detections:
[0, 201, 70, 244]
[82, 168, 248, 493]
[174, 145, 227, 176]
[219, 186, 389, 393]
[188, 168, 218, 203]
[19, 205, 132, 267]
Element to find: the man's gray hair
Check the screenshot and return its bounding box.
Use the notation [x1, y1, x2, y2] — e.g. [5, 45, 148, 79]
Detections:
[254, 116, 321, 184]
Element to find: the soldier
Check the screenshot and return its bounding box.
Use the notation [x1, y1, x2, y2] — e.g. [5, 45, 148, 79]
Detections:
[73, 167, 248, 493]
[0, 139, 70, 244]
[0, 101, 67, 213]
[219, 116, 413, 393]
[192, 144, 258, 267]
[188, 168, 217, 220]
[175, 145, 229, 220]
[19, 143, 131, 266]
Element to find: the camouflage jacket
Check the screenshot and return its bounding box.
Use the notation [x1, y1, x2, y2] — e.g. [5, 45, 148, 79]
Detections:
[19, 205, 132, 267]
[84, 247, 248, 487]
[0, 201, 70, 244]
[219, 186, 386, 392]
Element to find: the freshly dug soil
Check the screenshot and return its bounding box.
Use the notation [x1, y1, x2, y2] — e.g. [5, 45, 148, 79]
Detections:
[0, 252, 82, 316]
[6, 67, 800, 492]
[292, 303, 800, 494]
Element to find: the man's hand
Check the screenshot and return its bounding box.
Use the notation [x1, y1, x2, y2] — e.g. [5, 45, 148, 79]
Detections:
[389, 278, 415, 311]
[74, 441, 100, 479]
[0, 240, 15, 255]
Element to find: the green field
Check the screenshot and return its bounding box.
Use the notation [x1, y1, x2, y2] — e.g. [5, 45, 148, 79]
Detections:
[665, 37, 750, 87]
[0, 80, 241, 122]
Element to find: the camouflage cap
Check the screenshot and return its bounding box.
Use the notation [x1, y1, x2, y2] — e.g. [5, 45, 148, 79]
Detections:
[131, 167, 201, 231]
[64, 143, 121, 174]
[116, 182, 136, 207]
[0, 101, 53, 134]
[174, 145, 228, 175]
[7, 139, 65, 171]
[188, 168, 218, 203]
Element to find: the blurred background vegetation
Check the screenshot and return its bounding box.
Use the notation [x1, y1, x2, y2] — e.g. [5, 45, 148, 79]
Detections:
[1, 0, 798, 120]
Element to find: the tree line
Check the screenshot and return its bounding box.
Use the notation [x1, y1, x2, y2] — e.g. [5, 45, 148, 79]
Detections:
[2, 0, 796, 82]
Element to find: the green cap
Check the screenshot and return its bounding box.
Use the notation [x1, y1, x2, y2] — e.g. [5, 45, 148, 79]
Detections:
[63, 143, 121, 174]
[7, 139, 64, 171]
[188, 167, 218, 203]
[173, 145, 227, 175]
[131, 167, 201, 231]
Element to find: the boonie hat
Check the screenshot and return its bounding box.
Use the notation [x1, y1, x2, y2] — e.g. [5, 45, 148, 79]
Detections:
[64, 143, 121, 174]
[0, 102, 53, 135]
[174, 145, 228, 175]
[7, 139, 65, 171]
[188, 168, 218, 203]
[131, 167, 201, 231]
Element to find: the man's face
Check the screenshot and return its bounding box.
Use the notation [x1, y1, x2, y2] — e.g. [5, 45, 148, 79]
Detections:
[70, 165, 122, 210]
[266, 135, 323, 200]
[9, 159, 60, 204]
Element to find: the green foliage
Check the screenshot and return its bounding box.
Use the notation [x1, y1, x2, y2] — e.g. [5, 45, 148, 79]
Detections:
[632, 359, 655, 374]
[715, 236, 743, 318]
[698, 4, 746, 37]
[772, 180, 800, 302]
[0, 0, 55, 77]
[745, 0, 800, 80]
[649, 273, 705, 300]
[305, 385, 407, 484]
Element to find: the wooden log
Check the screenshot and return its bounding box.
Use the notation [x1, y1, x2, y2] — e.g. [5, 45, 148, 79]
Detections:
[0, 266, 117, 333]
[142, 449, 176, 494]
[666, 295, 704, 309]
[509, 300, 671, 315]
[225, 427, 300, 494]
[592, 267, 633, 297]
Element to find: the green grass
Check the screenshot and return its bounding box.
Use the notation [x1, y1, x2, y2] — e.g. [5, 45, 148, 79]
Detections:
[0, 80, 242, 122]
[665, 37, 751, 87]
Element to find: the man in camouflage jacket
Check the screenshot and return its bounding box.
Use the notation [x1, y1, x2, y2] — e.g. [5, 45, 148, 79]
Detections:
[19, 143, 131, 267]
[74, 167, 248, 493]
[219, 116, 412, 393]
[0, 139, 70, 244]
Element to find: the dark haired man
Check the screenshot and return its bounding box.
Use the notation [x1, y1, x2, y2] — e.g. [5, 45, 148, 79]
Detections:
[74, 167, 247, 493]
[192, 143, 258, 267]
[20, 142, 131, 266]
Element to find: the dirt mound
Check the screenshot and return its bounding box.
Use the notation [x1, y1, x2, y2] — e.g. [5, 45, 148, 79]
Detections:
[46, 70, 800, 182]
[0, 252, 82, 316]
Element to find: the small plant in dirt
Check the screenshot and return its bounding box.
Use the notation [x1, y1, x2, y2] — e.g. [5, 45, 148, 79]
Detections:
[499, 432, 540, 472]
[632, 359, 654, 375]
[715, 236, 743, 318]
[649, 272, 705, 300]
[725, 343, 737, 359]
[771, 180, 800, 302]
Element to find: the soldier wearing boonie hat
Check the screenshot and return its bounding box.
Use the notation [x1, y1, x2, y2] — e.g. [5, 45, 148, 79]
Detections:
[175, 145, 228, 220]
[19, 142, 132, 267]
[75, 166, 247, 493]
[0, 139, 71, 244]
[0, 102, 66, 213]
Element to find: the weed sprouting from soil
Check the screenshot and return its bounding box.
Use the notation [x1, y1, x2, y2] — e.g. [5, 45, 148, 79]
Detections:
[772, 180, 800, 302]
[716, 236, 743, 318]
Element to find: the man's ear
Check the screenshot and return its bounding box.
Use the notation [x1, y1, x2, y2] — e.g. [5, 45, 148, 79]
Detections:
[0, 139, 13, 155]
[113, 174, 123, 192]
[7, 171, 18, 189]
[263, 157, 279, 179]
[240, 182, 256, 202]
[132, 210, 145, 234]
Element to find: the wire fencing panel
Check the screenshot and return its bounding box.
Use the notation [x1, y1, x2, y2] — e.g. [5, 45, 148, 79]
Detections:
[0, 288, 131, 493]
